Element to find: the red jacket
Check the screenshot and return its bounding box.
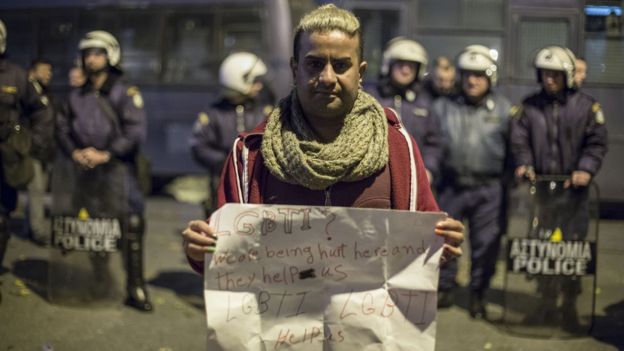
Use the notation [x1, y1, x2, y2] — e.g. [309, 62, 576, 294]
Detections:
[189, 108, 439, 272]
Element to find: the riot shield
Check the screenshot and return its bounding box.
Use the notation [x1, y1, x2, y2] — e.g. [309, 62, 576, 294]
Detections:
[501, 176, 599, 337]
[47, 154, 128, 306]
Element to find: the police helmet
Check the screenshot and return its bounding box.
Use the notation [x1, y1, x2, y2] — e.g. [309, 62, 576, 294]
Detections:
[0, 20, 6, 55]
[457, 45, 498, 86]
[219, 52, 267, 95]
[380, 37, 428, 81]
[78, 31, 121, 67]
[534, 45, 576, 89]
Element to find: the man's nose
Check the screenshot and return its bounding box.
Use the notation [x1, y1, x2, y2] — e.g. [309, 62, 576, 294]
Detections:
[319, 64, 337, 85]
[400, 63, 412, 73]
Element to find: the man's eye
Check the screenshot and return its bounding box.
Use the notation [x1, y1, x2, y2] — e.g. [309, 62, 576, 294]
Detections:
[306, 60, 324, 70]
[333, 62, 350, 73]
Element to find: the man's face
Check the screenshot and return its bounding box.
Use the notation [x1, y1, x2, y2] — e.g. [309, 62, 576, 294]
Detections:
[390, 60, 417, 87]
[31, 63, 52, 86]
[540, 69, 565, 94]
[434, 67, 455, 94]
[82, 48, 109, 74]
[574, 59, 587, 88]
[461, 70, 489, 100]
[291, 30, 366, 124]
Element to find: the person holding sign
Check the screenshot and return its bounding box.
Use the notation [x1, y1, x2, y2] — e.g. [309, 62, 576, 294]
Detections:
[182, 3, 463, 284]
[182, 5, 464, 349]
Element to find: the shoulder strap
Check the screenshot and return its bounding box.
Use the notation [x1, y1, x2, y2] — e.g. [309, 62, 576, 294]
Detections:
[95, 94, 122, 134]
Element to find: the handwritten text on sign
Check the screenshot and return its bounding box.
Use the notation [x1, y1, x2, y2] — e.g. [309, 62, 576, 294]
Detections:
[204, 204, 445, 351]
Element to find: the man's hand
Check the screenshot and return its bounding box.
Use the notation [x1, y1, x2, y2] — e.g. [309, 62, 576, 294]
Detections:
[565, 170, 592, 188]
[435, 217, 464, 265]
[514, 165, 535, 182]
[72, 149, 89, 167]
[182, 220, 217, 262]
[82, 147, 111, 168]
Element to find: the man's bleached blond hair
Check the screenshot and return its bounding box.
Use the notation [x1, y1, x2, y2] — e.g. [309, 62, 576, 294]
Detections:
[293, 4, 364, 62]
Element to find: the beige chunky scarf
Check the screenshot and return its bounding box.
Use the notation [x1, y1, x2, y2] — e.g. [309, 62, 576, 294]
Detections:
[262, 89, 388, 190]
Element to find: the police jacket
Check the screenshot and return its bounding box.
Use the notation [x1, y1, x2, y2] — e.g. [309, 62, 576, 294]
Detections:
[0, 57, 52, 153]
[57, 72, 146, 162]
[189, 97, 268, 174]
[510, 89, 608, 176]
[433, 91, 511, 188]
[366, 79, 443, 176]
[29, 78, 57, 161]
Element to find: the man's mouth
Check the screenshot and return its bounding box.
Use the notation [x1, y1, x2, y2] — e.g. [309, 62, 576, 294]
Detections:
[315, 91, 339, 99]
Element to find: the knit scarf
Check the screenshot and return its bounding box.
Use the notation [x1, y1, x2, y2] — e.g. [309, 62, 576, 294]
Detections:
[262, 89, 388, 190]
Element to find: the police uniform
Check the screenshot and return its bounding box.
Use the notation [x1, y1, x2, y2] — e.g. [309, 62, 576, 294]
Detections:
[0, 57, 51, 266]
[56, 71, 151, 311]
[511, 89, 608, 239]
[367, 80, 443, 177]
[433, 91, 512, 296]
[26, 76, 56, 244]
[57, 72, 146, 214]
[28, 78, 56, 161]
[512, 90, 607, 179]
[511, 88, 607, 328]
[189, 97, 269, 214]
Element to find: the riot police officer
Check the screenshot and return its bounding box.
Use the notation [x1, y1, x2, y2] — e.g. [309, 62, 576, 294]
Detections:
[27, 58, 56, 245]
[366, 37, 442, 181]
[512, 46, 607, 190]
[56, 31, 152, 311]
[0, 20, 52, 269]
[510, 46, 608, 328]
[433, 45, 512, 319]
[190, 52, 273, 216]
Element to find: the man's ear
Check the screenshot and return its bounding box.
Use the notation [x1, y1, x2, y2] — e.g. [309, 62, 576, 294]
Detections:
[359, 61, 368, 83]
[290, 57, 297, 80]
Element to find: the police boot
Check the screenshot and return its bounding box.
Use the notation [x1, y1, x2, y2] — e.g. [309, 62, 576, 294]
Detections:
[124, 215, 153, 312]
[469, 290, 487, 320]
[0, 215, 10, 272]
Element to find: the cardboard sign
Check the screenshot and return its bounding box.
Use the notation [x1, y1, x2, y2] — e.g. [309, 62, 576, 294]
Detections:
[204, 204, 445, 351]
